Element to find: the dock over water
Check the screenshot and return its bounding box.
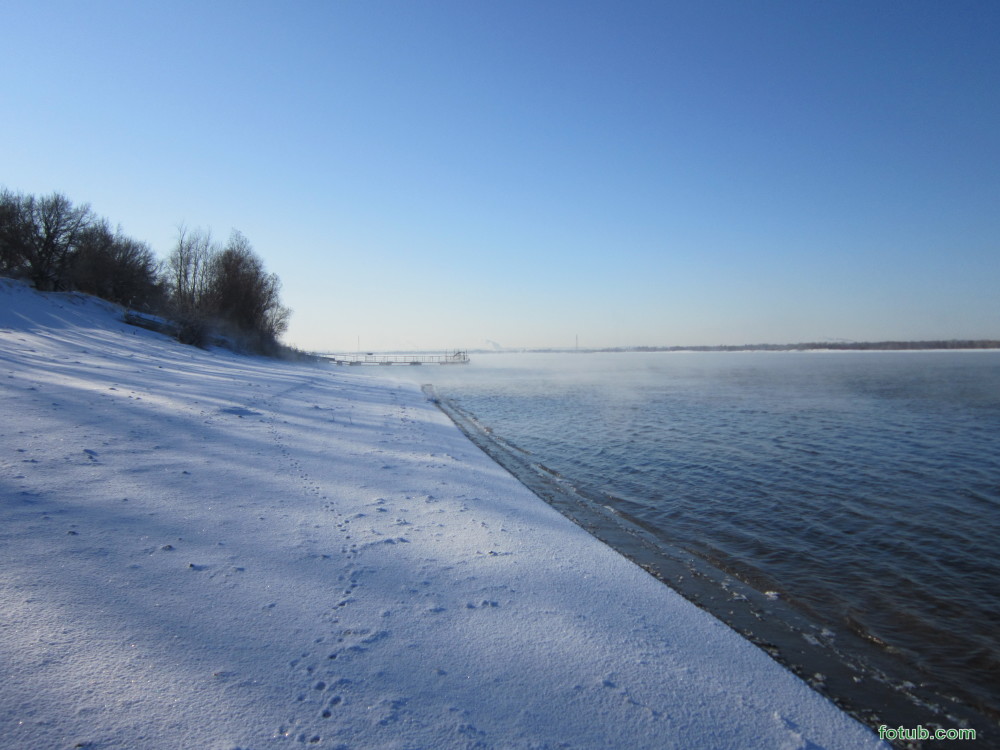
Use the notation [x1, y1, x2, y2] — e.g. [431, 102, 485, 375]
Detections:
[324, 351, 470, 366]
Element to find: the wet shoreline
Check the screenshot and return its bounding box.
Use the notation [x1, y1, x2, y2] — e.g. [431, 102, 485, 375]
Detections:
[424, 384, 995, 748]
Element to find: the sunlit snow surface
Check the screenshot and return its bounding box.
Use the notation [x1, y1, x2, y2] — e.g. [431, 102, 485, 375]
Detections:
[0, 279, 885, 749]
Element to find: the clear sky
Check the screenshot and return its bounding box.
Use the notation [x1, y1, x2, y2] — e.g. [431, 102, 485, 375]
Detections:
[3, 1, 998, 351]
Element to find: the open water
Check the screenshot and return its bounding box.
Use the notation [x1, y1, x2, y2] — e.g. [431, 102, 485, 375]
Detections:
[396, 350, 1000, 729]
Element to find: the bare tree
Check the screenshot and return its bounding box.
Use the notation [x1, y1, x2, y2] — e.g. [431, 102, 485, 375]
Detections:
[0, 189, 25, 276]
[263, 283, 291, 339]
[206, 230, 290, 349]
[109, 234, 162, 310]
[73, 218, 161, 308]
[164, 225, 214, 314]
[0, 191, 93, 290]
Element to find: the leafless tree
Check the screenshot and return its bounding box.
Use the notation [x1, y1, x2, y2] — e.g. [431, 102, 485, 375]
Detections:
[0, 190, 92, 290]
[73, 218, 162, 308]
[0, 189, 24, 275]
[206, 230, 290, 348]
[164, 225, 215, 314]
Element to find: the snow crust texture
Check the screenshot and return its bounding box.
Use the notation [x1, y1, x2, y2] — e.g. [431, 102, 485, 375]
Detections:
[0, 279, 886, 749]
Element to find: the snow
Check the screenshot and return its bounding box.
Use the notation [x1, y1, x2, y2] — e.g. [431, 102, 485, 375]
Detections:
[0, 278, 886, 749]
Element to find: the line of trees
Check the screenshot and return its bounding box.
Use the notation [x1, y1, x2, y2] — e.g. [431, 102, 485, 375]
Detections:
[529, 341, 1000, 354]
[620, 341, 1000, 352]
[0, 188, 291, 354]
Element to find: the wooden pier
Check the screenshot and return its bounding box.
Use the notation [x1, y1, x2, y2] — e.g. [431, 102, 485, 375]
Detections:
[324, 351, 470, 366]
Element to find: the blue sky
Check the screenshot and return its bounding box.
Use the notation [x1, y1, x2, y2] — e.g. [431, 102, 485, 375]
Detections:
[3, 1, 998, 351]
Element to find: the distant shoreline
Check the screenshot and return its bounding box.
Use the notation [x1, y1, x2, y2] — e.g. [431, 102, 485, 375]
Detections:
[318, 341, 1000, 357]
[475, 340, 1000, 354]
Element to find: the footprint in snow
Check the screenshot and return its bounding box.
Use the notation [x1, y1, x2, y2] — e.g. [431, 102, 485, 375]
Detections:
[219, 406, 262, 418]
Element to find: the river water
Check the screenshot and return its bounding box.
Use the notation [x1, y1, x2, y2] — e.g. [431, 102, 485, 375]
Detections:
[385, 350, 1000, 732]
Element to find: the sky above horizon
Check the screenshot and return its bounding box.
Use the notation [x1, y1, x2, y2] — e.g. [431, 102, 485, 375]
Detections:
[3, 1, 998, 351]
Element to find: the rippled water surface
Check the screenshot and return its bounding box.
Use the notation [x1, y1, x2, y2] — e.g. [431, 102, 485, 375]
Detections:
[399, 350, 1000, 719]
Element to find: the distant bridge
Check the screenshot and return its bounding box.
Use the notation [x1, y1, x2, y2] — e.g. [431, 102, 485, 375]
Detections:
[323, 351, 470, 366]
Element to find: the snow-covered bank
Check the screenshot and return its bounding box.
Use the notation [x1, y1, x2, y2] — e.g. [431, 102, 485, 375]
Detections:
[0, 280, 885, 749]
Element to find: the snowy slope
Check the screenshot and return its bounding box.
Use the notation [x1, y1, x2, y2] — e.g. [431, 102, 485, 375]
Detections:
[0, 279, 886, 749]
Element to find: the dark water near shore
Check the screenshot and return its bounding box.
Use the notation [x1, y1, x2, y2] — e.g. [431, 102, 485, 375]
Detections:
[392, 351, 1000, 729]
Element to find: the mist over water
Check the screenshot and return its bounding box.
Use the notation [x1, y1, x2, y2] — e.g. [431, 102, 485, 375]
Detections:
[387, 350, 1000, 720]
